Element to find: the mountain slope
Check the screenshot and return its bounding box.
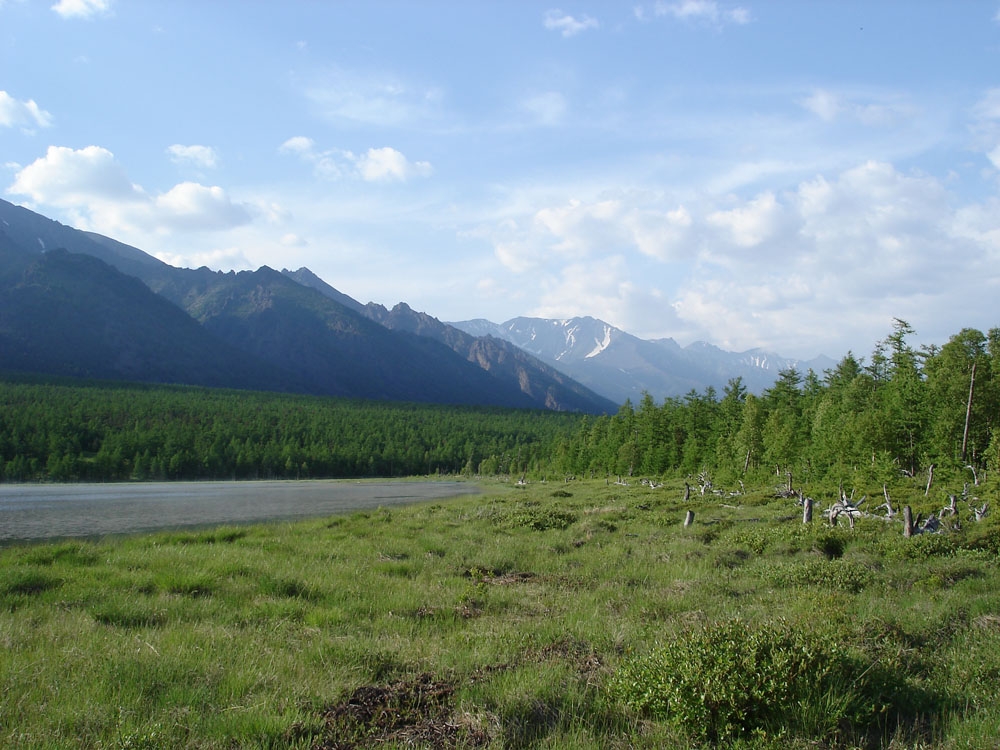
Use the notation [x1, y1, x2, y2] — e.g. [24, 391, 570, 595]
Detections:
[281, 268, 615, 413]
[0, 199, 573, 409]
[361, 302, 617, 413]
[450, 316, 834, 403]
[157, 265, 541, 406]
[0, 244, 298, 390]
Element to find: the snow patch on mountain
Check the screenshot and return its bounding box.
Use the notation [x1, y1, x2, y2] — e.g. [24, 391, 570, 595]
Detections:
[586, 325, 613, 359]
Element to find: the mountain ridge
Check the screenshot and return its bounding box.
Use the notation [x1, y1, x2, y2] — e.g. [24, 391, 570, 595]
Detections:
[0, 199, 613, 412]
[449, 316, 835, 404]
[1, 198, 834, 410]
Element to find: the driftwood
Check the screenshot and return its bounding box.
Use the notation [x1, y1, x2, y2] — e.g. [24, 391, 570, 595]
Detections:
[697, 472, 712, 495]
[827, 491, 865, 528]
[961, 361, 977, 463]
[941, 495, 958, 517]
[879, 484, 897, 519]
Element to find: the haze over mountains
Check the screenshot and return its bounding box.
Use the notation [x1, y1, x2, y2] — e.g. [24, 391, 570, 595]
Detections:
[451, 318, 834, 405]
[1, 198, 832, 410]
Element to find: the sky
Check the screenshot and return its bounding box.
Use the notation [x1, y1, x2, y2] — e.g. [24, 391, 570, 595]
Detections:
[3, 0, 1000, 360]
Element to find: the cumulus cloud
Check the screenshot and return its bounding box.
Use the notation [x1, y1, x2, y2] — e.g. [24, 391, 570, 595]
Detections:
[489, 194, 694, 274]
[279, 137, 431, 183]
[9, 145, 141, 203]
[7, 145, 251, 235]
[652, 0, 750, 26]
[167, 144, 218, 169]
[51, 0, 111, 19]
[152, 182, 250, 231]
[707, 191, 784, 248]
[483, 159, 998, 355]
[278, 136, 315, 155]
[356, 147, 432, 182]
[0, 91, 53, 131]
[676, 161, 982, 353]
[543, 9, 599, 37]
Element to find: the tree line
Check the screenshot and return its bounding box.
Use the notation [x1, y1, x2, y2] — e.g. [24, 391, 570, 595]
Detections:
[549, 321, 999, 490]
[0, 378, 579, 482]
[3, 321, 996, 488]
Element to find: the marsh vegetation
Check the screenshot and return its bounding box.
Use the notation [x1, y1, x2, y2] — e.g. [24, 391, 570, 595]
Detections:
[2, 475, 999, 748]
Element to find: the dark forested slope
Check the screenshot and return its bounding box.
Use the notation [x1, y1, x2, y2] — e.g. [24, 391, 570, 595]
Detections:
[0, 199, 610, 411]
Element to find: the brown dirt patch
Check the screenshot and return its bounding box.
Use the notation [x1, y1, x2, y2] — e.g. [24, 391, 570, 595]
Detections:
[313, 673, 490, 749]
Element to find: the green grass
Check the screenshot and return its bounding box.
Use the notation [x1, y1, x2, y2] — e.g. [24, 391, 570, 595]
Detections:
[1, 478, 999, 748]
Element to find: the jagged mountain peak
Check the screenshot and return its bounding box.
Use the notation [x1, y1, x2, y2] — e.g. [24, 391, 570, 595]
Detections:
[450, 314, 834, 403]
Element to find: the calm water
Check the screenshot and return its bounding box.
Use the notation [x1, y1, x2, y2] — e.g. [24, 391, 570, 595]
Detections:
[0, 480, 476, 543]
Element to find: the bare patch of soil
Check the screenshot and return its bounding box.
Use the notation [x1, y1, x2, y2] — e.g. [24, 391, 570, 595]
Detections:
[313, 673, 490, 749]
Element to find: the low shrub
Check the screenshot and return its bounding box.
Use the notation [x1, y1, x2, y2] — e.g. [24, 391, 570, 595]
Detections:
[609, 618, 929, 745]
[494, 504, 579, 531]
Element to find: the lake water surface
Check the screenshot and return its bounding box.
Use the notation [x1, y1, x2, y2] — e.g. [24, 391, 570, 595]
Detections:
[0, 480, 476, 543]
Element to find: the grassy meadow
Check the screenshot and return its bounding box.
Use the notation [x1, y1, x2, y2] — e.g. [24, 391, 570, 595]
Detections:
[2, 476, 1000, 749]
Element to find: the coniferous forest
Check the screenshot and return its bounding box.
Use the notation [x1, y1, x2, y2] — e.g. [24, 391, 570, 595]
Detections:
[2, 321, 998, 489]
[550, 321, 999, 488]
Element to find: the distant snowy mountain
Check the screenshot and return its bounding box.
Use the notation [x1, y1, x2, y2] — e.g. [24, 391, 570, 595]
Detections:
[450, 316, 835, 404]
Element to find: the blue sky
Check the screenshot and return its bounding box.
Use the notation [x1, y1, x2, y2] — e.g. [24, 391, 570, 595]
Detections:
[3, 0, 1000, 360]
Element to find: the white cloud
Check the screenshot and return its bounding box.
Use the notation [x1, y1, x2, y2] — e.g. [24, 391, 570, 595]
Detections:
[799, 88, 916, 127]
[624, 204, 693, 260]
[488, 194, 694, 274]
[653, 0, 750, 25]
[278, 136, 315, 155]
[303, 67, 442, 128]
[543, 9, 599, 37]
[801, 90, 841, 122]
[9, 145, 141, 203]
[167, 144, 218, 169]
[478, 158, 998, 356]
[51, 0, 111, 19]
[280, 138, 431, 183]
[707, 191, 784, 248]
[356, 146, 432, 182]
[7, 145, 251, 236]
[0, 91, 53, 131]
[674, 161, 983, 353]
[153, 182, 250, 231]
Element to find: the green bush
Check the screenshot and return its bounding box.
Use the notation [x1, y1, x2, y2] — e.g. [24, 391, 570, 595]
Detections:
[609, 618, 923, 744]
[495, 503, 579, 531]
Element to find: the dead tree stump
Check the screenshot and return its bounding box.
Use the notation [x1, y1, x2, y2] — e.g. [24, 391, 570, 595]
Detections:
[903, 506, 914, 538]
[683, 510, 695, 527]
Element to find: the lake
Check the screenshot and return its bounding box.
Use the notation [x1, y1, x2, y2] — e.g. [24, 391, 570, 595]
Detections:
[0, 479, 477, 543]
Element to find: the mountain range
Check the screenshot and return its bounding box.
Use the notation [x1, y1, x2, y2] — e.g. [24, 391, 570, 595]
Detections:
[1, 198, 832, 411]
[450, 317, 834, 404]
